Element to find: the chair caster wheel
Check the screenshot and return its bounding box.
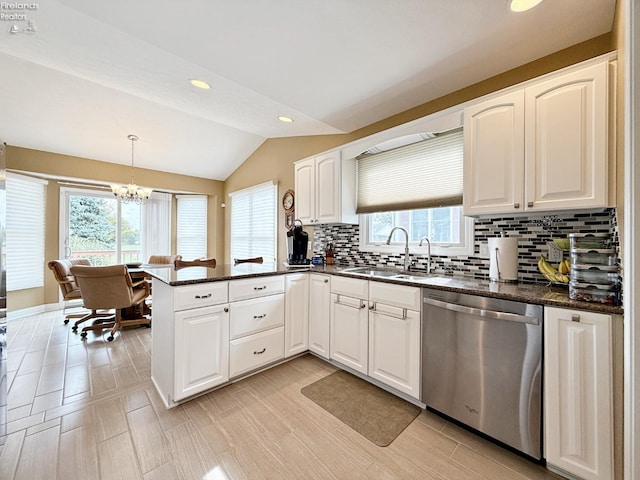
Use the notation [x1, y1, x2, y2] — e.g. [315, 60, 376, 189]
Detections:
[72, 327, 78, 332]
[107, 336, 114, 342]
[64, 319, 69, 325]
[145, 323, 151, 328]
[80, 332, 87, 339]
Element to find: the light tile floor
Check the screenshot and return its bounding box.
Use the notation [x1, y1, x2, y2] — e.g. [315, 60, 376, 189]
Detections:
[0, 310, 563, 479]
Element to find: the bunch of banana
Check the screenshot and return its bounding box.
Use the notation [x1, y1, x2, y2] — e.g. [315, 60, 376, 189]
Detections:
[558, 259, 571, 275]
[538, 255, 570, 284]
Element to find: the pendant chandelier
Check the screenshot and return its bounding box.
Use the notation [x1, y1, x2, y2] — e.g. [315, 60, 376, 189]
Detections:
[110, 134, 153, 204]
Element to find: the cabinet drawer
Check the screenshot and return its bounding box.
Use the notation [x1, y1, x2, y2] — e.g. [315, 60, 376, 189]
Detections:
[331, 276, 368, 298]
[174, 282, 228, 311]
[230, 294, 285, 339]
[369, 281, 421, 311]
[228, 275, 285, 302]
[229, 326, 284, 378]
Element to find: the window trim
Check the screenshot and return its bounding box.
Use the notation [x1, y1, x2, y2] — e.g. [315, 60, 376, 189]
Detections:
[359, 209, 475, 257]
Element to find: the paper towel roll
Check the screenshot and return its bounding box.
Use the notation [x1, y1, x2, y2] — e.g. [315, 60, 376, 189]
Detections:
[488, 236, 519, 282]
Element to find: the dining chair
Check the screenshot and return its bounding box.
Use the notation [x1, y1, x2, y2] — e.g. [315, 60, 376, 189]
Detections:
[47, 258, 92, 324]
[70, 264, 151, 342]
[174, 257, 216, 269]
[147, 254, 182, 264]
[234, 257, 264, 265]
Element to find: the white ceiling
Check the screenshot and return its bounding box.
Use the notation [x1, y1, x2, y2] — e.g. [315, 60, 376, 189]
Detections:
[0, 0, 616, 181]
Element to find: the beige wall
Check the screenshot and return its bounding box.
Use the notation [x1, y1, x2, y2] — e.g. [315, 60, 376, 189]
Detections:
[7, 146, 225, 310]
[224, 33, 616, 264]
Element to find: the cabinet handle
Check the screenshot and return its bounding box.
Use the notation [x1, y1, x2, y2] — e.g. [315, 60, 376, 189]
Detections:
[224, 307, 229, 313]
[254, 286, 266, 291]
[253, 314, 267, 319]
[324, 279, 328, 283]
[195, 293, 212, 299]
[360, 301, 366, 309]
[514, 203, 520, 209]
[571, 314, 580, 322]
[527, 201, 534, 208]
[253, 348, 266, 355]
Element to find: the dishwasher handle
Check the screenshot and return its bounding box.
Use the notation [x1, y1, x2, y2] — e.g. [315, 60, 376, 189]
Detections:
[423, 296, 540, 325]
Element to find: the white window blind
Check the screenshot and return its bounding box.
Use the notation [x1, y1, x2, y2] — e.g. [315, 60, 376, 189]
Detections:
[357, 128, 463, 214]
[176, 195, 207, 261]
[7, 173, 47, 291]
[229, 181, 277, 262]
[141, 191, 172, 262]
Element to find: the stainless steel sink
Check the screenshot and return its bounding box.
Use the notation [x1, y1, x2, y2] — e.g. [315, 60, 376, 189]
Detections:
[340, 267, 400, 277]
[339, 267, 433, 282]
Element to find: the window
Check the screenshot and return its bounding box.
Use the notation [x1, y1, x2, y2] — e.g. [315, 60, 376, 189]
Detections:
[7, 173, 47, 291]
[356, 127, 473, 256]
[229, 182, 277, 262]
[360, 206, 474, 256]
[176, 195, 208, 261]
[140, 191, 172, 261]
[60, 187, 172, 265]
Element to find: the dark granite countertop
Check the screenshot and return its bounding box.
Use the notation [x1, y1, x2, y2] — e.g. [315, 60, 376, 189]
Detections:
[142, 262, 294, 286]
[143, 262, 623, 316]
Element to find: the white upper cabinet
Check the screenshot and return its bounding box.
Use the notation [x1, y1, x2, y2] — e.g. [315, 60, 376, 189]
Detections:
[463, 90, 525, 215]
[464, 60, 610, 216]
[525, 62, 608, 212]
[294, 151, 357, 225]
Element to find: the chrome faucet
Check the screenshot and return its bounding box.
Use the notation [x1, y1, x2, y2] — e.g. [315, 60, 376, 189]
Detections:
[386, 226, 411, 271]
[419, 236, 432, 274]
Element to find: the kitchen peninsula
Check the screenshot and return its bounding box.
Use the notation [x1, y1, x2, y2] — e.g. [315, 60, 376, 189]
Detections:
[148, 262, 622, 407]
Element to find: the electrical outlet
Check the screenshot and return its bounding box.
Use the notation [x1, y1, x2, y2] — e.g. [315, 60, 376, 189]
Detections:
[479, 243, 489, 258]
[547, 242, 564, 263]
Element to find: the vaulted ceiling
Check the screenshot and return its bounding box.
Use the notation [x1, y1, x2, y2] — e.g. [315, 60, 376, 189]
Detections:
[0, 0, 616, 180]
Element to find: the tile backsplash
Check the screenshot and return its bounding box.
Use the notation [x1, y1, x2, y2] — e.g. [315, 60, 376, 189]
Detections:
[312, 208, 619, 285]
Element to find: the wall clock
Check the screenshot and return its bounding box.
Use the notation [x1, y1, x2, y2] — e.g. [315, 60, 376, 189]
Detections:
[282, 189, 295, 212]
[282, 189, 295, 230]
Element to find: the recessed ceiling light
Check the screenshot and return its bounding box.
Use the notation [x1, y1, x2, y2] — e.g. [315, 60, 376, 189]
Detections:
[189, 78, 211, 89]
[509, 0, 543, 12]
[278, 116, 294, 123]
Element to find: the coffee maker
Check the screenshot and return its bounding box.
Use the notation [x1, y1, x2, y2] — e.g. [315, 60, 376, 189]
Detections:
[287, 220, 310, 265]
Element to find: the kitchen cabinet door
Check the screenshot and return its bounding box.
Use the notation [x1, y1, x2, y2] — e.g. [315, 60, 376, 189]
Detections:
[314, 152, 341, 224]
[294, 157, 315, 225]
[330, 293, 368, 374]
[174, 304, 229, 401]
[525, 62, 608, 212]
[284, 273, 309, 358]
[544, 306, 613, 480]
[463, 89, 525, 216]
[368, 304, 420, 399]
[308, 273, 331, 359]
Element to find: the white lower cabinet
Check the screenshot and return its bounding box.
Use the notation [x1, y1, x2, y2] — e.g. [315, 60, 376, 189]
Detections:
[330, 292, 369, 374]
[174, 304, 230, 401]
[308, 273, 331, 359]
[230, 326, 285, 378]
[544, 306, 614, 480]
[368, 307, 420, 398]
[228, 277, 285, 377]
[151, 280, 230, 407]
[368, 284, 420, 399]
[284, 273, 309, 358]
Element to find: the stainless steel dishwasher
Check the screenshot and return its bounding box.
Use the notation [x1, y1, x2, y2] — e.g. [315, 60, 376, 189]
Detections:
[422, 288, 543, 460]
